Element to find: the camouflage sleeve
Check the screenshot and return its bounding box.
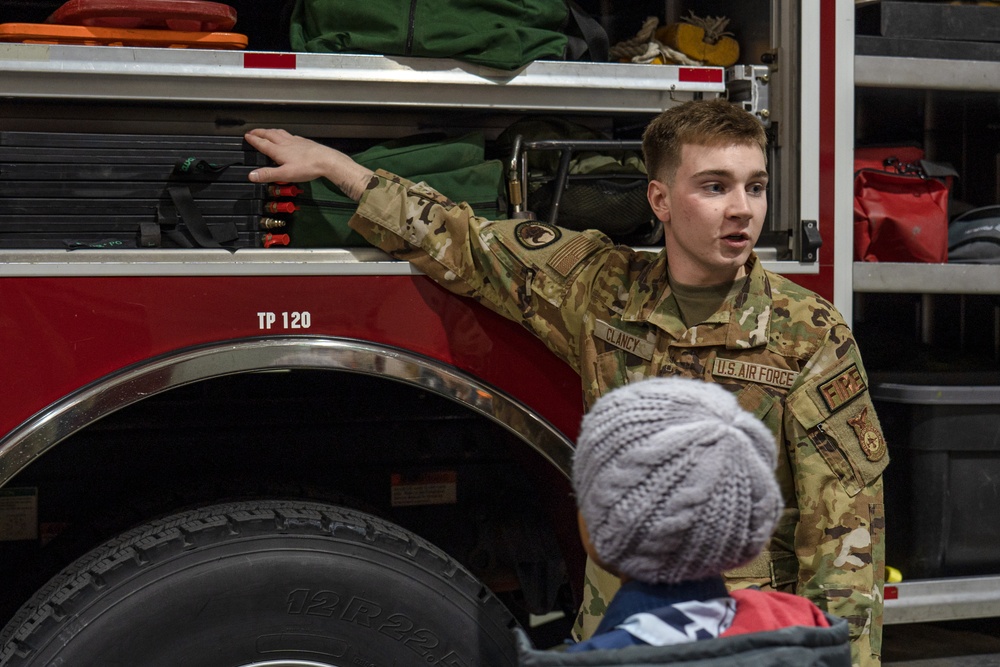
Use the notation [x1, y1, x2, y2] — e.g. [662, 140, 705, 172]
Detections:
[348, 170, 615, 371]
[785, 323, 888, 667]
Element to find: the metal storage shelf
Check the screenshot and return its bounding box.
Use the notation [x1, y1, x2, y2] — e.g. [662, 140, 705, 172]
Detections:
[853, 54, 1000, 295]
[855, 55, 1000, 92]
[854, 262, 1000, 294]
[884, 575, 1000, 624]
[0, 43, 724, 113]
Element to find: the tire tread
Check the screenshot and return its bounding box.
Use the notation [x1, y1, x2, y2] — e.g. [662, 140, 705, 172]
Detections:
[0, 499, 516, 666]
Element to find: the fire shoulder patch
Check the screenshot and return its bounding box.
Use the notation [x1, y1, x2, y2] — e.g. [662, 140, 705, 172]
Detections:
[818, 364, 867, 412]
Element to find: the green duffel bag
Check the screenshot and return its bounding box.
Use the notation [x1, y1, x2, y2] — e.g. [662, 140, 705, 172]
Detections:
[289, 0, 608, 71]
[287, 133, 507, 247]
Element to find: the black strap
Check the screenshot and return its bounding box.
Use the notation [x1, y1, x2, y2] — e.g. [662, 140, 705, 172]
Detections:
[173, 157, 235, 181]
[564, 1, 609, 63]
[166, 184, 225, 248]
[164, 158, 240, 249]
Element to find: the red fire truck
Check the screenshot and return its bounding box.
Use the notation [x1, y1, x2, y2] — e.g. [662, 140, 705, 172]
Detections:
[1, 1, 998, 664]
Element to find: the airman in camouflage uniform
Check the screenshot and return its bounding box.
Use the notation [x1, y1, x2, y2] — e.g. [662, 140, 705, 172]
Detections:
[245, 101, 888, 667]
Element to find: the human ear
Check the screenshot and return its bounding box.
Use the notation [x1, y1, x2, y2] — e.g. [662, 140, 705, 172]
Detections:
[647, 179, 671, 223]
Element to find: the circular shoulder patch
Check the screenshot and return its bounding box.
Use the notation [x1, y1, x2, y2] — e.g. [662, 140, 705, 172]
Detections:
[514, 221, 562, 249]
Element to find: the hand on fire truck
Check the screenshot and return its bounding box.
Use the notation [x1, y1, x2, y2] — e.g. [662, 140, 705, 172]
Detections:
[245, 128, 374, 201]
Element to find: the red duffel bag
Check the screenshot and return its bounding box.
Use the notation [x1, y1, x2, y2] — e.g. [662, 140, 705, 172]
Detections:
[853, 146, 954, 263]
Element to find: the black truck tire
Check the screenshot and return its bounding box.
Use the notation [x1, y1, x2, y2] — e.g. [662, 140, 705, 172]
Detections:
[0, 500, 518, 667]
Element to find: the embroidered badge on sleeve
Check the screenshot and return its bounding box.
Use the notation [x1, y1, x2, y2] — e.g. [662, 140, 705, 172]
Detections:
[848, 406, 887, 462]
[818, 364, 867, 412]
[514, 221, 561, 249]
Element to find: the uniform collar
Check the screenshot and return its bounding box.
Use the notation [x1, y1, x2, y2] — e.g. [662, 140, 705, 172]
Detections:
[620, 250, 772, 350]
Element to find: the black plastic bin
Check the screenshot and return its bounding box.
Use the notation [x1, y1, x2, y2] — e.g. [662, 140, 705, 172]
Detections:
[871, 373, 1000, 580]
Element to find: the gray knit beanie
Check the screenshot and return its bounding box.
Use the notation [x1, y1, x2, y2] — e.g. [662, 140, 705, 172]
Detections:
[573, 377, 782, 585]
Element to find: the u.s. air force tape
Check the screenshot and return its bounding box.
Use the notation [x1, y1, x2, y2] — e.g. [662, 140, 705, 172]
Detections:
[712, 357, 797, 389]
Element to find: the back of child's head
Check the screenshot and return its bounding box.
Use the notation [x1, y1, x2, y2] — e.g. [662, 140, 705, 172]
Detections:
[572, 377, 782, 585]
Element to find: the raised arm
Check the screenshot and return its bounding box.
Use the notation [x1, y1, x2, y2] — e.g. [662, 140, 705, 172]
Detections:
[244, 128, 373, 201]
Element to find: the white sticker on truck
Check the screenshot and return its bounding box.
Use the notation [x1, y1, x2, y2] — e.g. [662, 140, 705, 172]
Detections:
[257, 311, 312, 330]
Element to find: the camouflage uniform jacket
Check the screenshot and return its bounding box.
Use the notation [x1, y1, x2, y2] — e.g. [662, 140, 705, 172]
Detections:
[350, 171, 889, 667]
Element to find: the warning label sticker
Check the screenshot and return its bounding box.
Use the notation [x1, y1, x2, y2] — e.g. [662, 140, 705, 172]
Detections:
[0, 487, 38, 541]
[390, 471, 458, 508]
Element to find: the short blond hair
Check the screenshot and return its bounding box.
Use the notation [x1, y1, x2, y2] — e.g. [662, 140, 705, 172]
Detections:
[642, 98, 767, 184]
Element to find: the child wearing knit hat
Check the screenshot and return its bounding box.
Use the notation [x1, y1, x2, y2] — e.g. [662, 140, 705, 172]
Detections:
[515, 377, 851, 665]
